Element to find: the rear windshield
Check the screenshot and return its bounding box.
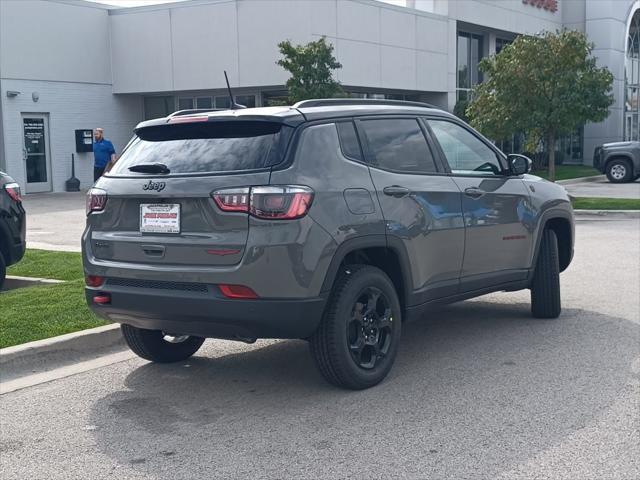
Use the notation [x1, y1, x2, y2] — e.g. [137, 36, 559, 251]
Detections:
[110, 121, 291, 175]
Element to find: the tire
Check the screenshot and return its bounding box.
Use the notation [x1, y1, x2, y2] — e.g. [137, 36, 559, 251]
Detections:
[310, 265, 402, 390]
[121, 324, 205, 363]
[0, 251, 6, 291]
[530, 229, 561, 319]
[605, 158, 634, 183]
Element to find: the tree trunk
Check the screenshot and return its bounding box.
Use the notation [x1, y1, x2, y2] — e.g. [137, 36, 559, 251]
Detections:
[547, 133, 556, 182]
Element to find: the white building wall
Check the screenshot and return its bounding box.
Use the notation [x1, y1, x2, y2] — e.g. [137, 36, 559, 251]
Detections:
[583, 0, 631, 161]
[1, 79, 142, 192]
[109, 0, 451, 95]
[0, 0, 111, 84]
[436, 0, 563, 33]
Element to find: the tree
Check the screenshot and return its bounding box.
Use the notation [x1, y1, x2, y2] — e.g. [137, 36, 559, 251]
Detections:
[277, 37, 344, 103]
[467, 30, 614, 181]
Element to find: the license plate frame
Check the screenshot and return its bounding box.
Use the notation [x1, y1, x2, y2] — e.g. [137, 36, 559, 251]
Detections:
[139, 203, 181, 234]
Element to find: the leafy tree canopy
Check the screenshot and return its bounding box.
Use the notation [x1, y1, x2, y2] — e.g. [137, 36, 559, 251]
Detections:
[467, 30, 614, 181]
[277, 37, 344, 103]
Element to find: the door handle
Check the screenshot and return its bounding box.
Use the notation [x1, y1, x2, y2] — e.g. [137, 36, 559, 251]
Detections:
[464, 187, 485, 199]
[383, 186, 411, 198]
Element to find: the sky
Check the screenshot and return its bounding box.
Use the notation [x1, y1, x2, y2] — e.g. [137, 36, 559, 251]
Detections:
[85, 0, 406, 8]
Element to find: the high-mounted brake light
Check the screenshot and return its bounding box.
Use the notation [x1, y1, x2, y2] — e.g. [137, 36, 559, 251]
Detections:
[212, 186, 314, 220]
[86, 187, 107, 215]
[167, 115, 209, 124]
[4, 183, 21, 203]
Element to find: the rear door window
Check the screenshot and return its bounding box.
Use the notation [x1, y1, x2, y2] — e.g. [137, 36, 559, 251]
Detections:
[110, 121, 290, 175]
[336, 121, 364, 161]
[358, 118, 437, 174]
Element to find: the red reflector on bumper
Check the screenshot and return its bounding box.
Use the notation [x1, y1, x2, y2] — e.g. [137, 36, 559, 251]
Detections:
[93, 294, 111, 305]
[86, 275, 105, 287]
[218, 284, 258, 299]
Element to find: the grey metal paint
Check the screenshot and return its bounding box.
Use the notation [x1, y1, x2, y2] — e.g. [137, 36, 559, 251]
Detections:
[521, 174, 575, 267]
[451, 175, 534, 277]
[271, 123, 386, 243]
[86, 171, 336, 299]
[82, 107, 576, 340]
[368, 168, 465, 294]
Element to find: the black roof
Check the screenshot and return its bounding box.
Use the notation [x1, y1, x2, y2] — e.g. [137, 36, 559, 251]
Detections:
[134, 99, 451, 131]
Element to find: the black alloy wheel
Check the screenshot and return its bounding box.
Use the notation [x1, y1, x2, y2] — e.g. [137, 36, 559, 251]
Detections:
[347, 287, 394, 370]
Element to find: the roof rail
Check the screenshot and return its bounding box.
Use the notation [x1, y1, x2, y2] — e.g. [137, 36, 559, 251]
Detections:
[293, 98, 437, 109]
[167, 108, 223, 117]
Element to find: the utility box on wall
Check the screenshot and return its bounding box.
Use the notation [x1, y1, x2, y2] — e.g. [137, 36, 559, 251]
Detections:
[75, 129, 93, 153]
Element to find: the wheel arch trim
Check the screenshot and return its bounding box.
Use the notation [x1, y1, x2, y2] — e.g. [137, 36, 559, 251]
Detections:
[320, 235, 414, 307]
[530, 209, 574, 275]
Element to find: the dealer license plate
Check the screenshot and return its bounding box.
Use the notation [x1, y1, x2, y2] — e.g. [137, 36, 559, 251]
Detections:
[140, 204, 180, 234]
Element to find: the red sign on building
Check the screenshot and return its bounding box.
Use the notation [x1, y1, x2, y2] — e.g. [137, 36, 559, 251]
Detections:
[522, 0, 558, 13]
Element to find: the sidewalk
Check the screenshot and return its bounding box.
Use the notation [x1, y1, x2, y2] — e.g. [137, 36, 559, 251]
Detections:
[562, 177, 640, 199]
[22, 192, 86, 252]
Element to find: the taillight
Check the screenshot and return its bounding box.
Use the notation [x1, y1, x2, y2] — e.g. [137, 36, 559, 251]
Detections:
[86, 188, 107, 215]
[212, 187, 250, 212]
[4, 183, 21, 203]
[85, 275, 105, 287]
[212, 186, 314, 220]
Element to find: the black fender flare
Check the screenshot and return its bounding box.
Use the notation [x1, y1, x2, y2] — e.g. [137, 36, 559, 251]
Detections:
[530, 208, 574, 276]
[320, 234, 414, 306]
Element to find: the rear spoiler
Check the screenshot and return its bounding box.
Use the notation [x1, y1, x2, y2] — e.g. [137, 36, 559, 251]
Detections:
[135, 108, 305, 132]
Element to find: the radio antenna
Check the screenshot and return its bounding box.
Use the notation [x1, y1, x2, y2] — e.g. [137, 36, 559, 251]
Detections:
[224, 71, 246, 110]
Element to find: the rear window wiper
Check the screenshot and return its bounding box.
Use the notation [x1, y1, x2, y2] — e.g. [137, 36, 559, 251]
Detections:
[128, 163, 170, 174]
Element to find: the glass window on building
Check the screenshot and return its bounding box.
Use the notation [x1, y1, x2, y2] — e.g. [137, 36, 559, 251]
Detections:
[144, 96, 175, 120]
[215, 96, 231, 109]
[178, 97, 194, 110]
[495, 38, 512, 55]
[457, 32, 484, 101]
[625, 10, 640, 141]
[235, 95, 256, 108]
[196, 96, 213, 109]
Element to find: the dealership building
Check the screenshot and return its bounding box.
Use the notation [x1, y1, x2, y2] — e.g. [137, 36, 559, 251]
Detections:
[0, 0, 636, 193]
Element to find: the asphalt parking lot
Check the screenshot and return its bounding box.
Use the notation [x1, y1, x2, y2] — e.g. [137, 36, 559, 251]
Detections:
[1, 216, 638, 480]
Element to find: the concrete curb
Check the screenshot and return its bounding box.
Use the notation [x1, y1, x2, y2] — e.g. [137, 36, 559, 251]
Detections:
[1, 275, 64, 292]
[573, 209, 640, 218]
[557, 175, 605, 185]
[0, 324, 126, 382]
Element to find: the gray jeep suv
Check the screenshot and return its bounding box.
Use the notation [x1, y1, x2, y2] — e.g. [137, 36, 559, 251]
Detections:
[83, 99, 574, 389]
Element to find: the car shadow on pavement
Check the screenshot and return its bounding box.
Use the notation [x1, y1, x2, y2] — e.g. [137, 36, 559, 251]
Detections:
[89, 301, 640, 479]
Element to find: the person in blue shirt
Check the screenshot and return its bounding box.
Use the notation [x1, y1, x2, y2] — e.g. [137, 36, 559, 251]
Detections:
[93, 128, 116, 181]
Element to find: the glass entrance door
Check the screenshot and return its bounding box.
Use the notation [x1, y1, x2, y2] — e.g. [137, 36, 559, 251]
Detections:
[22, 114, 52, 193]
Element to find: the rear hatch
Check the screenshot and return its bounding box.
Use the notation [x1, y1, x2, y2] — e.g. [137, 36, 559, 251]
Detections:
[87, 116, 294, 267]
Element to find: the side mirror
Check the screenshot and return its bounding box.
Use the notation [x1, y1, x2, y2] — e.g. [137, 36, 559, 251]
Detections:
[508, 154, 532, 176]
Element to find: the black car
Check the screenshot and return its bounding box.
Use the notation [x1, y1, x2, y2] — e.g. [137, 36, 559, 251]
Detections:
[0, 172, 26, 290]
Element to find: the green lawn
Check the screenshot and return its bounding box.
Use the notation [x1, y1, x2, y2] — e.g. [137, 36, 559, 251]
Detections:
[7, 249, 84, 281]
[1, 249, 105, 349]
[571, 197, 640, 210]
[533, 165, 600, 181]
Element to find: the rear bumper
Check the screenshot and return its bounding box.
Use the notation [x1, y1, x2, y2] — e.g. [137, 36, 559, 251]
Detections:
[86, 283, 326, 340]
